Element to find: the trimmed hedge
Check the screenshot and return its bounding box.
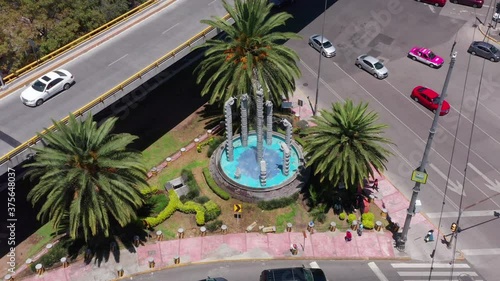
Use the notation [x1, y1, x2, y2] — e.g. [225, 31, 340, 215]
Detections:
[30, 241, 67, 272]
[202, 168, 230, 200]
[144, 190, 180, 227]
[257, 192, 299, 210]
[141, 186, 160, 195]
[361, 212, 375, 229]
[347, 214, 357, 224]
[204, 201, 221, 221]
[339, 212, 347, 220]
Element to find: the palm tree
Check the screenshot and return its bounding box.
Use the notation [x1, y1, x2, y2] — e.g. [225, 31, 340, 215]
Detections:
[195, 0, 301, 107]
[304, 100, 394, 190]
[25, 114, 148, 242]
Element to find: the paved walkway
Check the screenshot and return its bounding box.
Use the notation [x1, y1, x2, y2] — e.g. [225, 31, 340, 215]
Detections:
[15, 90, 461, 281]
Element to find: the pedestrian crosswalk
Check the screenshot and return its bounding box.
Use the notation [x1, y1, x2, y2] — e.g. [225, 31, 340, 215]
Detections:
[390, 262, 484, 281]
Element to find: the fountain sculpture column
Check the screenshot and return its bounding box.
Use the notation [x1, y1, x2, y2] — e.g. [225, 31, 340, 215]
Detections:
[260, 160, 267, 186]
[256, 90, 264, 162]
[240, 94, 249, 147]
[224, 97, 236, 161]
[282, 119, 292, 150]
[265, 101, 273, 145]
[281, 142, 290, 176]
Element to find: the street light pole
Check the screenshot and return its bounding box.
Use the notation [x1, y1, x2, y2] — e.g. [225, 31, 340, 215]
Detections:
[313, 0, 328, 116]
[397, 51, 458, 250]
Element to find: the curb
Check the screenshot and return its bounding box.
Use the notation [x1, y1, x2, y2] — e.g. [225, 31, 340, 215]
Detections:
[477, 25, 500, 44]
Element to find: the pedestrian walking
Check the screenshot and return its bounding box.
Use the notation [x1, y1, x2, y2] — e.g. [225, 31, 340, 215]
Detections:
[357, 223, 364, 236]
[424, 230, 434, 242]
[372, 179, 379, 191]
[345, 230, 352, 242]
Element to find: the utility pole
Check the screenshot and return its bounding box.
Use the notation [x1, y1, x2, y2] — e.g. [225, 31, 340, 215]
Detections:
[313, 0, 328, 116]
[397, 50, 458, 250]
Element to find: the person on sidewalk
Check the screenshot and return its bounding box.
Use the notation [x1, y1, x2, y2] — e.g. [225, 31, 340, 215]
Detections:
[357, 223, 364, 236]
[372, 179, 379, 191]
[424, 230, 434, 242]
[345, 230, 352, 242]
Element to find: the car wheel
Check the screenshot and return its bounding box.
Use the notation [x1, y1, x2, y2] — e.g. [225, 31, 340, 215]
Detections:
[309, 42, 313, 47]
[416, 0, 421, 2]
[434, 3, 439, 6]
[373, 73, 379, 79]
[413, 97, 419, 102]
[63, 83, 70, 90]
[428, 63, 434, 68]
[356, 63, 362, 69]
[471, 51, 476, 56]
[490, 57, 496, 62]
[473, 4, 477, 8]
[433, 109, 437, 114]
[411, 56, 417, 61]
[322, 51, 326, 57]
[36, 99, 44, 106]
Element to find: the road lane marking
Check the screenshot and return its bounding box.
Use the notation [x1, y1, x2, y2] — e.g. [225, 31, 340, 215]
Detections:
[208, 0, 217, 5]
[391, 263, 470, 268]
[467, 162, 500, 193]
[399, 271, 478, 277]
[426, 210, 500, 218]
[462, 248, 500, 256]
[107, 54, 128, 67]
[428, 5, 436, 13]
[429, 163, 466, 196]
[162, 23, 180, 35]
[299, 59, 344, 102]
[368, 262, 389, 281]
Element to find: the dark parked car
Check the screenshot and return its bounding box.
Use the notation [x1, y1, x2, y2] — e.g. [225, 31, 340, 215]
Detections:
[260, 267, 328, 281]
[268, 0, 296, 8]
[451, 0, 483, 8]
[467, 41, 500, 62]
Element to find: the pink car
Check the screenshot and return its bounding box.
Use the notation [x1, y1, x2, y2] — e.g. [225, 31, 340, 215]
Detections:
[408, 47, 444, 68]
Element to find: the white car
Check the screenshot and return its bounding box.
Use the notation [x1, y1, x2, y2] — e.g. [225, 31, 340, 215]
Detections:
[309, 34, 336, 57]
[355, 55, 388, 79]
[20, 69, 74, 106]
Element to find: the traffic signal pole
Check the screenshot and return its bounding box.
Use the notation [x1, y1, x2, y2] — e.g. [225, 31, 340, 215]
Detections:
[397, 51, 458, 250]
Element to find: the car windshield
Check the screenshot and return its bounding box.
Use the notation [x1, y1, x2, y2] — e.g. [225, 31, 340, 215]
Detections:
[31, 80, 46, 92]
[323, 41, 333, 48]
[374, 62, 384, 70]
[428, 52, 436, 59]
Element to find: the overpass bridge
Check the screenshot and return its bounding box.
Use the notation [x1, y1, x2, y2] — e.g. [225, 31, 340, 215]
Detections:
[0, 0, 233, 176]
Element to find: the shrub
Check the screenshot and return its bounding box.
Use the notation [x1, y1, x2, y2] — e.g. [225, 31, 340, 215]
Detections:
[361, 212, 375, 229]
[202, 168, 230, 200]
[178, 201, 205, 225]
[195, 212, 205, 226]
[182, 169, 200, 199]
[257, 193, 299, 210]
[206, 220, 223, 232]
[31, 241, 67, 271]
[194, 196, 210, 204]
[339, 212, 347, 220]
[207, 136, 224, 157]
[347, 214, 357, 224]
[148, 194, 169, 215]
[204, 201, 221, 221]
[141, 186, 160, 195]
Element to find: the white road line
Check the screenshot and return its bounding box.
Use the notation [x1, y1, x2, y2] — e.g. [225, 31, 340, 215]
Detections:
[479, 101, 500, 120]
[398, 271, 478, 277]
[299, 59, 344, 102]
[426, 210, 500, 218]
[162, 23, 180, 35]
[107, 54, 128, 67]
[429, 163, 465, 196]
[462, 248, 500, 256]
[391, 263, 470, 269]
[402, 280, 482, 281]
[208, 0, 217, 5]
[428, 6, 436, 13]
[368, 262, 389, 281]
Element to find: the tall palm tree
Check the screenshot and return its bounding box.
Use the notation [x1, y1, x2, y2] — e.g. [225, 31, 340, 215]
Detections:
[25, 114, 148, 242]
[195, 0, 301, 107]
[304, 100, 394, 190]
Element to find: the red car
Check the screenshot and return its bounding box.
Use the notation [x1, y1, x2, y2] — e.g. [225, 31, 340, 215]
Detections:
[411, 86, 450, 116]
[451, 0, 483, 8]
[415, 0, 446, 7]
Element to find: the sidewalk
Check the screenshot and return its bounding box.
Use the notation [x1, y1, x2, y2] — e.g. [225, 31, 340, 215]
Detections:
[16, 91, 461, 281]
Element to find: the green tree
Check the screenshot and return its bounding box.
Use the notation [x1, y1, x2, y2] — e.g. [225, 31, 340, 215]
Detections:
[25, 114, 148, 242]
[195, 0, 301, 107]
[304, 100, 393, 190]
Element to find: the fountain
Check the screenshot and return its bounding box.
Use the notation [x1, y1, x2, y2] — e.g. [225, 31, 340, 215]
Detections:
[209, 89, 309, 202]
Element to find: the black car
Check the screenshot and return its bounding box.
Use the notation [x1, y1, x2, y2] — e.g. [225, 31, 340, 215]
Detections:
[268, 0, 296, 8]
[467, 41, 500, 62]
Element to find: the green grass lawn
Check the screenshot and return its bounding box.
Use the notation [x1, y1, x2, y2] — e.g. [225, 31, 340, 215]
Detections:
[26, 223, 56, 259]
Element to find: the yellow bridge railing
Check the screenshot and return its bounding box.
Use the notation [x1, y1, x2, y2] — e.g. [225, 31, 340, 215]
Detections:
[0, 13, 231, 166]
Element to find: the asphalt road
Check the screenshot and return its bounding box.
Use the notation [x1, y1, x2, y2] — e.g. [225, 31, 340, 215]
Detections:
[286, 0, 500, 280]
[0, 0, 230, 156]
[131, 259, 484, 281]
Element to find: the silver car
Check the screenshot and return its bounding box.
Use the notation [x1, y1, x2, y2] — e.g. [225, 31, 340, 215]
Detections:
[308, 34, 336, 57]
[355, 55, 388, 79]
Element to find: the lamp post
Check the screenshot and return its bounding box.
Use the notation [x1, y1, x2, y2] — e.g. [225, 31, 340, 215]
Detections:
[397, 51, 458, 250]
[313, 0, 328, 116]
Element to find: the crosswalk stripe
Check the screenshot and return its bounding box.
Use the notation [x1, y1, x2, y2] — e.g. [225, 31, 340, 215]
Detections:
[391, 263, 470, 269]
[368, 262, 390, 281]
[462, 248, 500, 256]
[398, 271, 478, 277]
